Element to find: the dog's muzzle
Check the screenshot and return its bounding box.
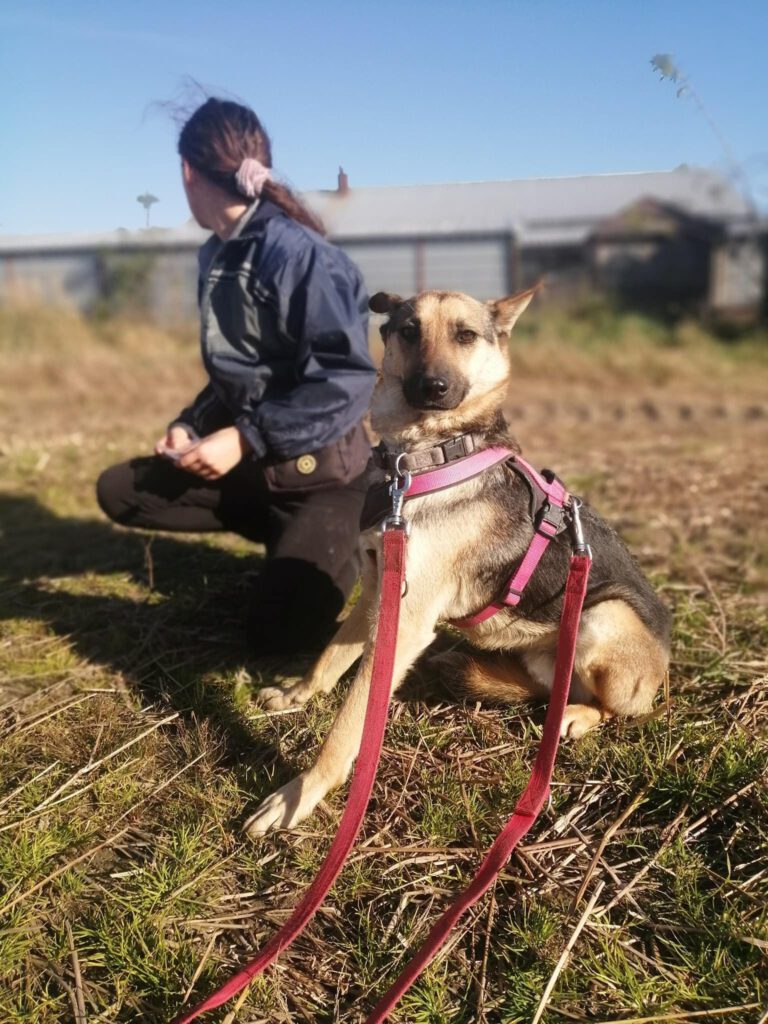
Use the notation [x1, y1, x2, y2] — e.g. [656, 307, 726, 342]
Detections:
[403, 371, 468, 411]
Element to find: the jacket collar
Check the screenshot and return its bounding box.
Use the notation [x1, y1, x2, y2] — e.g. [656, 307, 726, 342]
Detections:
[227, 197, 262, 240]
[234, 197, 285, 240]
[197, 197, 284, 273]
[202, 197, 284, 253]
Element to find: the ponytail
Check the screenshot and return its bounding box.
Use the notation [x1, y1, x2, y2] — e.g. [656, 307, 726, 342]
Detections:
[178, 97, 325, 236]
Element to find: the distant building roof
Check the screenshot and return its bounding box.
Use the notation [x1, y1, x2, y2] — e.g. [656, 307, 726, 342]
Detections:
[305, 167, 753, 246]
[0, 167, 754, 254]
[0, 219, 208, 255]
[593, 197, 724, 240]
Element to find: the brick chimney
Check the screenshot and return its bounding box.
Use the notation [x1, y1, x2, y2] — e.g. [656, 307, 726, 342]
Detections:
[337, 166, 349, 194]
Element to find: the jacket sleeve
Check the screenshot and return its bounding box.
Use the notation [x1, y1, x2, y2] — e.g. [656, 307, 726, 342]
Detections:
[171, 383, 234, 437]
[233, 245, 376, 460]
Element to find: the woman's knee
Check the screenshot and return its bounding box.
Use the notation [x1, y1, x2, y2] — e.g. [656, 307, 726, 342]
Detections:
[95, 462, 135, 523]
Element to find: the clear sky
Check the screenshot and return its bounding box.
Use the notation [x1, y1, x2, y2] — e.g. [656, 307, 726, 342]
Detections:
[2, 0, 766, 236]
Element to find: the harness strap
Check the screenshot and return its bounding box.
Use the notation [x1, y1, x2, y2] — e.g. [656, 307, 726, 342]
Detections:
[364, 552, 592, 1023]
[515, 454, 567, 504]
[451, 455, 570, 628]
[451, 523, 558, 627]
[404, 445, 512, 496]
[170, 527, 407, 1024]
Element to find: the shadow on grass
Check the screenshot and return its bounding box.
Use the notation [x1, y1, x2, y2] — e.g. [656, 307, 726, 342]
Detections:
[0, 494, 338, 1018]
[0, 492, 296, 772]
[0, 492, 527, 713]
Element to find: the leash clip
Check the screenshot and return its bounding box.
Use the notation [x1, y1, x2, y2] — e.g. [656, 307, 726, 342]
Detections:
[382, 452, 412, 534]
[569, 497, 592, 560]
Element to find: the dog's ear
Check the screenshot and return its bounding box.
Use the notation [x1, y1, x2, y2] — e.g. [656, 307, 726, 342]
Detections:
[488, 283, 542, 336]
[369, 292, 403, 315]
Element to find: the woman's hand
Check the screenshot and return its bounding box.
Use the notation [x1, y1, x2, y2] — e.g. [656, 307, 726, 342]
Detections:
[176, 426, 250, 480]
[155, 424, 196, 458]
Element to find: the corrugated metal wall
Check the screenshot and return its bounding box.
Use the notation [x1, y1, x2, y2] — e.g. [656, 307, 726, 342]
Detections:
[0, 248, 201, 321]
[422, 237, 508, 298]
[14, 229, 755, 320]
[339, 241, 416, 298]
[0, 251, 100, 307]
[148, 251, 200, 321]
[341, 236, 510, 300]
[0, 236, 513, 318]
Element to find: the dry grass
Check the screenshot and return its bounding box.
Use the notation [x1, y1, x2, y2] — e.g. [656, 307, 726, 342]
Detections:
[0, 303, 766, 1023]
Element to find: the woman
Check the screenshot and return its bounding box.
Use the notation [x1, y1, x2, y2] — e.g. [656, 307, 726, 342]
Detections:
[97, 97, 376, 654]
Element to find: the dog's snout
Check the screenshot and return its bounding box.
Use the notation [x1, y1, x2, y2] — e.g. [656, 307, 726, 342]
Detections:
[420, 375, 449, 400]
[403, 369, 468, 411]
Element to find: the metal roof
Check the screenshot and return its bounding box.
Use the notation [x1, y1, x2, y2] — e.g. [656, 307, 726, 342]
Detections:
[0, 167, 752, 254]
[305, 167, 752, 246]
[0, 220, 208, 255]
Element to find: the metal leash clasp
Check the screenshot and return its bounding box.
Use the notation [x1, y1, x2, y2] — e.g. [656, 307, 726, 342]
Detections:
[381, 452, 412, 535]
[569, 497, 592, 560]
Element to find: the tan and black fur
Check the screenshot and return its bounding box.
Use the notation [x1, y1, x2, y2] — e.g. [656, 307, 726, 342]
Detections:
[245, 287, 671, 836]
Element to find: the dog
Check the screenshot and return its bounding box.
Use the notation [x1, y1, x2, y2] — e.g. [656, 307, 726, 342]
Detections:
[245, 286, 671, 837]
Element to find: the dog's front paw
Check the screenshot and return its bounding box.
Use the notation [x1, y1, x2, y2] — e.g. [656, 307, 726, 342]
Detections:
[560, 704, 603, 739]
[256, 684, 307, 711]
[244, 774, 317, 837]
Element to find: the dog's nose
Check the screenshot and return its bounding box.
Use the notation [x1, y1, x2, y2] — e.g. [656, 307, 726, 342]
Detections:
[420, 376, 449, 400]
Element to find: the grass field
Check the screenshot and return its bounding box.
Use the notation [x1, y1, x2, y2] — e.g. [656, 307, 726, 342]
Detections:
[1, 302, 766, 1024]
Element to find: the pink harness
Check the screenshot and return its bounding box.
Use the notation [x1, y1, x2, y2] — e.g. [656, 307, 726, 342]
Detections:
[394, 445, 571, 627]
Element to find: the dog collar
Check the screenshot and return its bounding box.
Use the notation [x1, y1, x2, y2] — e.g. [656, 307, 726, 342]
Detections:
[361, 446, 514, 531]
[372, 433, 485, 475]
[361, 446, 568, 525]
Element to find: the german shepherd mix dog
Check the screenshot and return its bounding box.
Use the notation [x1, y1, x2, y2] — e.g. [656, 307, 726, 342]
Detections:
[245, 287, 671, 837]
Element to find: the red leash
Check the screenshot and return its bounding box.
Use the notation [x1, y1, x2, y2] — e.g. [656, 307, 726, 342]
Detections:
[171, 526, 407, 1024]
[365, 551, 591, 1022]
[171, 476, 592, 1022]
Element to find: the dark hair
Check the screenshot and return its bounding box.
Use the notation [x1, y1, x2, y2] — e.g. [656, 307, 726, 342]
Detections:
[178, 97, 325, 235]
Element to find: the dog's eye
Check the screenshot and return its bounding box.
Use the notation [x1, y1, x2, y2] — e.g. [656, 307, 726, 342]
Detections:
[457, 329, 477, 345]
[399, 323, 418, 343]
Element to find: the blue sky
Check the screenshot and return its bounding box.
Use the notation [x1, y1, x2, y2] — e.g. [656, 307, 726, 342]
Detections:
[2, 0, 766, 235]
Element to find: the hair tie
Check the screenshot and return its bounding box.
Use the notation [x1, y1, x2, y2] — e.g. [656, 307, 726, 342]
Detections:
[235, 157, 271, 198]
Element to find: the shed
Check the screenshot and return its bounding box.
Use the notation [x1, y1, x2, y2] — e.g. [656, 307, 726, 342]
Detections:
[304, 166, 756, 302]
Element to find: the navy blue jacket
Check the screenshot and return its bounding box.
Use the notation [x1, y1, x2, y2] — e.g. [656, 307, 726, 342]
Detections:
[176, 199, 376, 460]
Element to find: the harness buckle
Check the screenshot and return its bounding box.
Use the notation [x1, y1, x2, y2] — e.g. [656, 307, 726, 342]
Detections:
[535, 500, 566, 538]
[441, 436, 469, 463]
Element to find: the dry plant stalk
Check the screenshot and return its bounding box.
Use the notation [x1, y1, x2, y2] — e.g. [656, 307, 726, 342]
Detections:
[531, 881, 605, 1024]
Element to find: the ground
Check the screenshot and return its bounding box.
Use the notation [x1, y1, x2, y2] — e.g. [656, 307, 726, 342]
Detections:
[0, 303, 766, 1024]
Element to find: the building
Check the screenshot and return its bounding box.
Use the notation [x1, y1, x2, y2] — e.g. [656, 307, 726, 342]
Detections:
[0, 221, 205, 321]
[588, 196, 764, 319]
[0, 166, 763, 321]
[306, 167, 762, 317]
